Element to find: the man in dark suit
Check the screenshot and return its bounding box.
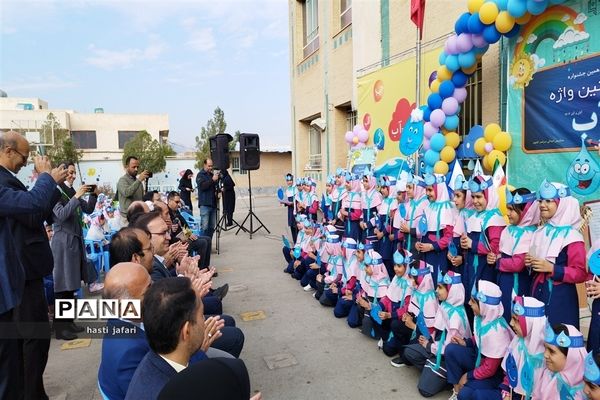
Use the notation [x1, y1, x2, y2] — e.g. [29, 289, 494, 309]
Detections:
[0, 131, 68, 400]
[131, 211, 244, 358]
[125, 278, 208, 400]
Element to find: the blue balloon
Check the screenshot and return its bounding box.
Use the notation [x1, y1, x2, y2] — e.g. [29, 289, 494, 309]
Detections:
[430, 133, 446, 152]
[425, 165, 434, 174]
[445, 55, 460, 72]
[468, 13, 485, 34]
[451, 70, 468, 87]
[427, 93, 443, 110]
[444, 115, 460, 131]
[455, 12, 471, 35]
[424, 149, 440, 166]
[483, 24, 501, 44]
[505, 23, 521, 38]
[589, 249, 600, 276]
[374, 128, 385, 150]
[439, 80, 455, 99]
[507, 0, 527, 17]
[439, 51, 447, 65]
[474, 44, 490, 54]
[458, 51, 476, 69]
[495, 0, 508, 10]
[527, 0, 548, 15]
[423, 107, 431, 122]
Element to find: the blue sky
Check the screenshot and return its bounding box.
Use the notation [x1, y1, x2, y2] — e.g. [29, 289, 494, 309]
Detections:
[0, 0, 291, 149]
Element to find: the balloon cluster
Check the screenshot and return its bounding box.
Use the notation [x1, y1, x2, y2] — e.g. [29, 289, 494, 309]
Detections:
[474, 123, 513, 170]
[421, 0, 562, 173]
[345, 124, 369, 149]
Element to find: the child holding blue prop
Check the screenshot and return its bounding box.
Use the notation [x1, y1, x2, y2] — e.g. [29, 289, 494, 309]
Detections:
[493, 188, 539, 323]
[373, 176, 398, 278]
[404, 271, 471, 398]
[444, 280, 512, 400]
[526, 180, 587, 329]
[333, 238, 362, 319]
[585, 240, 600, 353]
[359, 169, 383, 248]
[385, 260, 438, 368]
[369, 249, 412, 349]
[584, 351, 600, 400]
[533, 324, 586, 399]
[416, 173, 455, 287]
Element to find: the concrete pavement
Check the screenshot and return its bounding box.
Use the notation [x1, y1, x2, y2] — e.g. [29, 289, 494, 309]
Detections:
[44, 196, 446, 399]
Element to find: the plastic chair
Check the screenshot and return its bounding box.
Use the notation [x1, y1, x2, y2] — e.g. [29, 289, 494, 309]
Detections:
[85, 239, 104, 276]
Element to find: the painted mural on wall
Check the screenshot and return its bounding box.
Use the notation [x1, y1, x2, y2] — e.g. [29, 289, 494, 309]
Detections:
[507, 1, 600, 201]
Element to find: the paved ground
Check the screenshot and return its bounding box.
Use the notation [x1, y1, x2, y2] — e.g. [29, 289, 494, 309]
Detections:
[44, 196, 447, 400]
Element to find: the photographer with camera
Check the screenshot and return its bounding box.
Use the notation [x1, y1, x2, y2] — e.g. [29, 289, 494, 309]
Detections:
[196, 158, 219, 240]
[117, 156, 150, 226]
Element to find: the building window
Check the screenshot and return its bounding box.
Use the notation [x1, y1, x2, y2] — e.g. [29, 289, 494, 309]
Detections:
[302, 0, 319, 58]
[308, 125, 322, 169]
[458, 62, 482, 137]
[346, 110, 357, 132]
[118, 130, 139, 149]
[71, 130, 97, 149]
[231, 156, 246, 175]
[340, 0, 352, 29]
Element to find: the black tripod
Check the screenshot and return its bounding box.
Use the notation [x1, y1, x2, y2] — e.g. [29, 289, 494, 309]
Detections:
[236, 170, 270, 239]
[215, 194, 241, 254]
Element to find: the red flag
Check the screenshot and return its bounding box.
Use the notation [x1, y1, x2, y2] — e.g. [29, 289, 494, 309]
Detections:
[410, 0, 425, 39]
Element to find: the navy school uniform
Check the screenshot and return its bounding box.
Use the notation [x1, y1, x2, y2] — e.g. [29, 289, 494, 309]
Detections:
[531, 242, 586, 329]
[361, 207, 379, 248]
[286, 195, 298, 243]
[444, 342, 504, 396]
[330, 200, 345, 237]
[496, 252, 532, 323]
[333, 275, 358, 318]
[420, 227, 453, 287]
[588, 298, 600, 353]
[375, 214, 396, 278]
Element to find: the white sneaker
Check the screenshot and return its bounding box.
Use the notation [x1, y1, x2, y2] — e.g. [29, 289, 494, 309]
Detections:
[377, 338, 383, 349]
[89, 282, 104, 293]
[448, 390, 458, 400]
[303, 284, 314, 292]
[312, 292, 317, 298]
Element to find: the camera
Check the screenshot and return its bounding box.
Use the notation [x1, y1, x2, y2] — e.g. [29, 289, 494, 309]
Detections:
[147, 172, 153, 178]
[85, 184, 97, 193]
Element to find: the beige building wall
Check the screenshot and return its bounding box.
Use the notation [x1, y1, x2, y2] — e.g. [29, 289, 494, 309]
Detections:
[0, 96, 169, 162]
[289, 0, 354, 191]
[290, 0, 501, 181]
[68, 113, 169, 161]
[229, 151, 292, 195]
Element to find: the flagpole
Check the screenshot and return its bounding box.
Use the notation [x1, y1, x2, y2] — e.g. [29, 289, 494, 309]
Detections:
[414, 26, 422, 175]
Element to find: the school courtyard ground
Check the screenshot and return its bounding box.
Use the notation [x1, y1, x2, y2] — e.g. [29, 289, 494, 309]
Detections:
[43, 196, 450, 399]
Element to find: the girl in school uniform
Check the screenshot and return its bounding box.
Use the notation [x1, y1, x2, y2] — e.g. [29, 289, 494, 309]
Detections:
[416, 173, 455, 286]
[333, 238, 362, 319]
[301, 226, 335, 292]
[444, 280, 512, 400]
[390, 172, 409, 251]
[329, 168, 348, 237]
[495, 296, 547, 400]
[526, 180, 587, 328]
[322, 175, 335, 223]
[283, 173, 298, 243]
[584, 351, 600, 400]
[374, 176, 398, 278]
[360, 170, 383, 248]
[346, 242, 376, 328]
[447, 168, 474, 274]
[291, 219, 320, 281]
[304, 178, 320, 222]
[585, 240, 600, 354]
[315, 234, 344, 307]
[283, 214, 308, 274]
[394, 174, 428, 256]
[460, 175, 506, 322]
[404, 270, 471, 398]
[533, 324, 586, 399]
[376, 250, 413, 352]
[356, 249, 390, 339]
[339, 173, 363, 241]
[387, 260, 438, 368]
[492, 188, 540, 323]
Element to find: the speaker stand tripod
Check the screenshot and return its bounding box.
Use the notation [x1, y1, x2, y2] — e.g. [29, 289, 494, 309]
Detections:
[236, 170, 270, 239]
[215, 197, 242, 254]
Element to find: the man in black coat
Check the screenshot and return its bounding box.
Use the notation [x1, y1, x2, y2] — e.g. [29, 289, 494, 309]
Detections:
[0, 131, 66, 400]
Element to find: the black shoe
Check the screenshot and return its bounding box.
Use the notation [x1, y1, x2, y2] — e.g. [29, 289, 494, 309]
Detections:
[212, 284, 229, 301]
[55, 330, 77, 340]
[212, 272, 219, 278]
[68, 322, 85, 333]
[390, 356, 407, 368]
